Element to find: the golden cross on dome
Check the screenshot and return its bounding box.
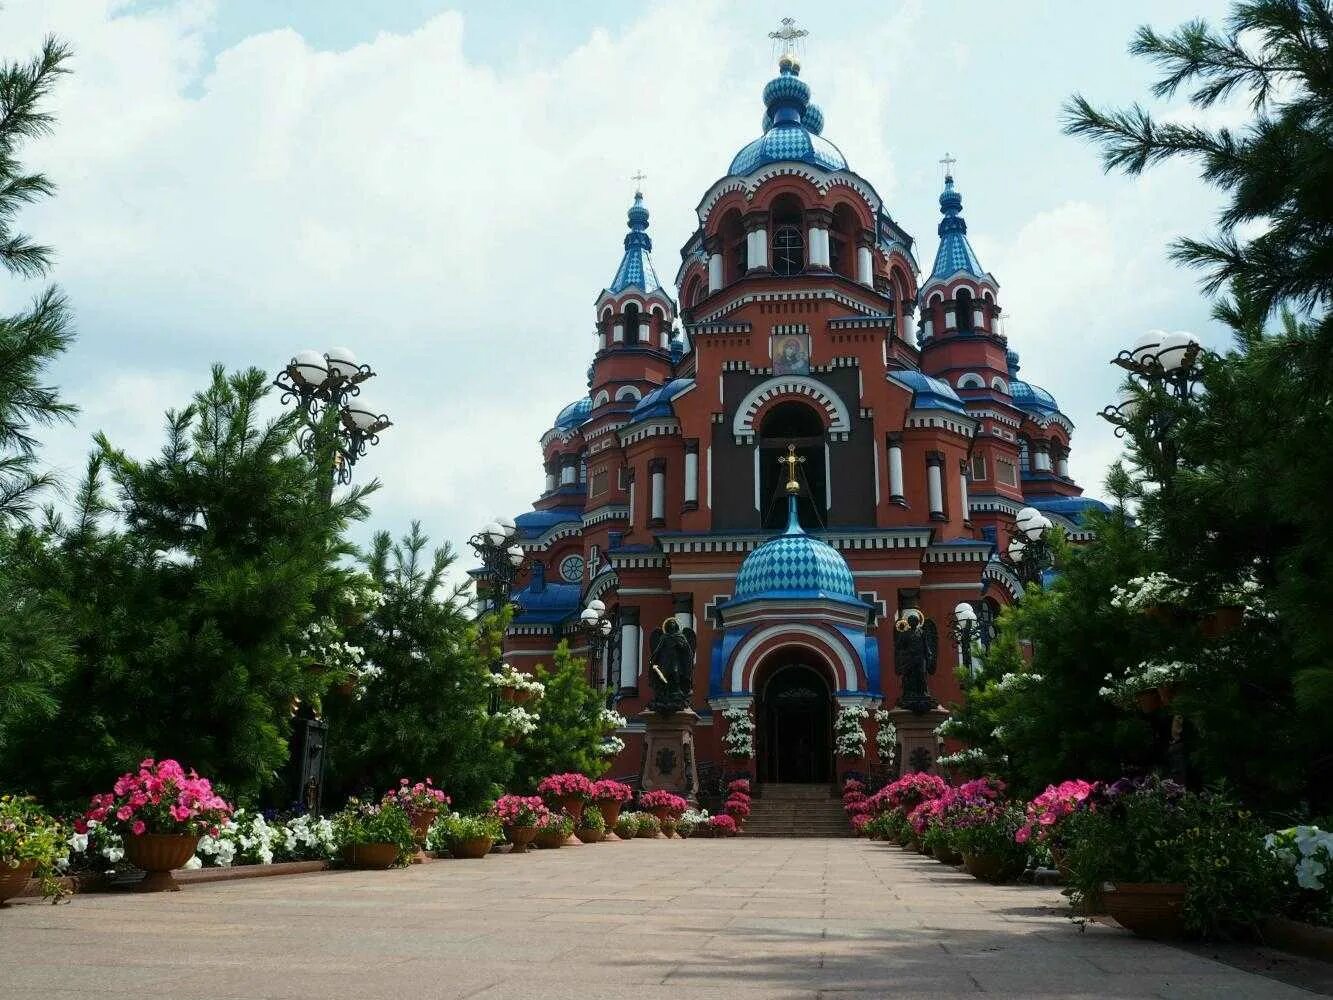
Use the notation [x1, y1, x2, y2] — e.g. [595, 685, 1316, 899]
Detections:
[779, 444, 805, 494]
[768, 17, 808, 59]
[631, 169, 646, 194]
[939, 152, 957, 180]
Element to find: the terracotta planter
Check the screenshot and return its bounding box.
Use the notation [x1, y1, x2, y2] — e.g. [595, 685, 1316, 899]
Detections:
[576, 828, 604, 844]
[0, 859, 37, 906]
[505, 825, 536, 854]
[410, 810, 438, 864]
[1049, 845, 1073, 881]
[343, 842, 401, 869]
[534, 828, 566, 849]
[124, 833, 200, 892]
[597, 800, 623, 829]
[676, 825, 693, 840]
[448, 837, 493, 860]
[1105, 883, 1187, 939]
[962, 851, 1024, 883]
[500, 687, 534, 706]
[1136, 688, 1163, 713]
[1157, 683, 1178, 708]
[557, 797, 585, 826]
[661, 817, 678, 838]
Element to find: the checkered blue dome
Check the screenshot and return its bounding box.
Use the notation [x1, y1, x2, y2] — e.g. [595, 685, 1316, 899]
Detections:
[728, 60, 848, 177]
[733, 497, 858, 601]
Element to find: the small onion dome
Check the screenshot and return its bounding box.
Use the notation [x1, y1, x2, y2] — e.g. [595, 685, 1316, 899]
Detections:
[801, 102, 825, 135]
[732, 497, 858, 602]
[728, 56, 848, 175]
[553, 396, 592, 431]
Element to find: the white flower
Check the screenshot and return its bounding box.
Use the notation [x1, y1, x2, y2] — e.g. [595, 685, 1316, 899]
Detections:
[67, 832, 89, 853]
[1296, 856, 1327, 891]
[184, 855, 203, 870]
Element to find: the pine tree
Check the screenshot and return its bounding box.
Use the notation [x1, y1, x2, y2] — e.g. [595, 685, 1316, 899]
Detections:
[326, 524, 515, 809]
[511, 643, 613, 791]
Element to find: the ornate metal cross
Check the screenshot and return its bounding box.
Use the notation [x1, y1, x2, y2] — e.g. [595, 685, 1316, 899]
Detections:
[768, 17, 808, 56]
[779, 443, 805, 493]
[939, 152, 957, 180]
[631, 169, 646, 193]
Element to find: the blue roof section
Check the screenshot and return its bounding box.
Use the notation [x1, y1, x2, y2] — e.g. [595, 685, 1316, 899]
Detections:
[887, 369, 969, 414]
[628, 377, 694, 423]
[608, 192, 663, 295]
[514, 507, 581, 539]
[553, 396, 592, 431]
[930, 175, 985, 281]
[729, 496, 865, 605]
[511, 580, 581, 625]
[1028, 496, 1111, 526]
[727, 60, 848, 176]
[1005, 350, 1062, 416]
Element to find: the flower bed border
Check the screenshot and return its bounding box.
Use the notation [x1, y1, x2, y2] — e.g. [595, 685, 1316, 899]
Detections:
[18, 859, 333, 897]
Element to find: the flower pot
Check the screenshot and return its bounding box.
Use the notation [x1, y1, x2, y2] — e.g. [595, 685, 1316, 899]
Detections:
[676, 826, 693, 840]
[597, 800, 622, 829]
[448, 837, 493, 860]
[410, 810, 438, 864]
[125, 833, 201, 892]
[506, 825, 536, 854]
[1157, 683, 1178, 708]
[1135, 688, 1163, 713]
[500, 687, 534, 705]
[0, 859, 37, 906]
[1049, 845, 1072, 881]
[343, 842, 400, 870]
[1104, 883, 1187, 939]
[661, 817, 678, 838]
[962, 851, 1024, 884]
[534, 828, 566, 850]
[903, 837, 921, 853]
[935, 846, 963, 866]
[576, 828, 604, 844]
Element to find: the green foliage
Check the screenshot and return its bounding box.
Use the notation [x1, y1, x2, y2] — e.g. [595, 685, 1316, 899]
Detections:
[950, 804, 1029, 875]
[332, 799, 415, 860]
[510, 643, 611, 791]
[426, 813, 501, 851]
[0, 794, 65, 899]
[325, 524, 514, 811]
[1064, 782, 1284, 938]
[575, 803, 605, 834]
[0, 367, 368, 805]
[634, 811, 661, 836]
[614, 813, 638, 839]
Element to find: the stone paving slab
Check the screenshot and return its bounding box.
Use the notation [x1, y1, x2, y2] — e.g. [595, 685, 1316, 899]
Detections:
[2, 838, 1331, 998]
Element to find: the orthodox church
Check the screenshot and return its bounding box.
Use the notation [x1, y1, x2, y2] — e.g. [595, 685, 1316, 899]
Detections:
[492, 41, 1103, 784]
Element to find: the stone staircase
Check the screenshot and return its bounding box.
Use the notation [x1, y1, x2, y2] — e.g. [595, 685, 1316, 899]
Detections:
[743, 783, 850, 838]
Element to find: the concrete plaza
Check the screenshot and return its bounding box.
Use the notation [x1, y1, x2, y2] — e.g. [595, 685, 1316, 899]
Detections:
[2, 838, 1329, 999]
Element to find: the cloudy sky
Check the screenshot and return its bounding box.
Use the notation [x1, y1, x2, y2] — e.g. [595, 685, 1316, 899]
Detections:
[2, 0, 1237, 570]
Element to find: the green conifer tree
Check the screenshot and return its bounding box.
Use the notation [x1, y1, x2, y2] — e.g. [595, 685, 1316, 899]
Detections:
[511, 643, 613, 791]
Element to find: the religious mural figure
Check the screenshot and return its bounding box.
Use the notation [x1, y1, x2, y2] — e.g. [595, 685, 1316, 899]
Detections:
[648, 617, 697, 714]
[894, 609, 939, 713]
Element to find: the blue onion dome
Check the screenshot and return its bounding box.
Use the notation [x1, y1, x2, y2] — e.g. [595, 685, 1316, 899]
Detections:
[629, 377, 693, 422]
[728, 57, 848, 175]
[1004, 350, 1059, 413]
[626, 192, 650, 233]
[939, 175, 964, 220]
[553, 396, 592, 431]
[733, 496, 859, 602]
[801, 103, 824, 135]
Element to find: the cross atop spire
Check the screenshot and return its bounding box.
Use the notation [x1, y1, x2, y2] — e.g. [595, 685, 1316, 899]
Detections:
[779, 444, 805, 495]
[631, 169, 646, 194]
[769, 17, 808, 62]
[939, 151, 957, 181]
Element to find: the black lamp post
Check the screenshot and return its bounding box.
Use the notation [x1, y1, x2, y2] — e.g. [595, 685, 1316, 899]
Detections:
[951, 601, 980, 679]
[468, 518, 526, 611]
[574, 599, 613, 686]
[274, 347, 391, 491]
[999, 506, 1054, 588]
[1098, 330, 1204, 482]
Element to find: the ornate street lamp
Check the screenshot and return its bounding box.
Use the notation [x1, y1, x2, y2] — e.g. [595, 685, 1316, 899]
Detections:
[274, 347, 391, 487]
[574, 599, 614, 685]
[468, 516, 526, 610]
[1098, 330, 1205, 439]
[1000, 505, 1053, 587]
[951, 601, 979, 679]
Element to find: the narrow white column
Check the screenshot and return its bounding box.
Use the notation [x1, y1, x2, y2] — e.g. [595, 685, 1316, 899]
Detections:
[598, 329, 607, 350]
[684, 450, 699, 505]
[944, 306, 957, 331]
[888, 435, 905, 503]
[747, 228, 768, 270]
[1056, 454, 1070, 478]
[959, 462, 970, 522]
[650, 467, 666, 522]
[639, 321, 651, 344]
[560, 463, 576, 486]
[612, 323, 624, 343]
[707, 253, 723, 292]
[927, 456, 945, 518]
[660, 328, 670, 349]
[922, 317, 934, 340]
[1034, 445, 1052, 473]
[628, 480, 636, 527]
[619, 622, 640, 689]
[544, 470, 557, 493]
[857, 245, 873, 285]
[808, 227, 830, 267]
[972, 306, 984, 330]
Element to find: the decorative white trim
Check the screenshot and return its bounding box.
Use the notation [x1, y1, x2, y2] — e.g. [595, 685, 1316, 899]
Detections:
[727, 623, 860, 694]
[732, 375, 852, 443]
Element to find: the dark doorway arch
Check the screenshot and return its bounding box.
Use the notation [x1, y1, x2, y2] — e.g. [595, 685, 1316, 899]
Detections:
[756, 659, 833, 784]
[759, 400, 827, 529]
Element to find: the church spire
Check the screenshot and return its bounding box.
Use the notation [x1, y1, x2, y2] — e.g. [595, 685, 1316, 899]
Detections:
[929, 165, 986, 282]
[608, 183, 662, 295]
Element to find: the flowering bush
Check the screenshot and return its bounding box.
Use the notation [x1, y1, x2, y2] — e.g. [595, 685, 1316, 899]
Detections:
[841, 778, 865, 795]
[724, 796, 751, 820]
[635, 812, 662, 837]
[591, 779, 634, 804]
[708, 814, 738, 836]
[535, 811, 574, 840]
[78, 758, 231, 838]
[850, 813, 872, 835]
[427, 813, 502, 852]
[639, 790, 688, 817]
[488, 662, 546, 698]
[873, 711, 898, 764]
[298, 616, 372, 686]
[331, 800, 416, 863]
[0, 795, 67, 900]
[614, 813, 640, 838]
[187, 810, 337, 869]
[491, 795, 548, 829]
[1015, 780, 1095, 845]
[677, 808, 709, 837]
[721, 706, 755, 758]
[495, 705, 539, 738]
[833, 703, 869, 758]
[880, 772, 948, 813]
[728, 778, 752, 796]
[382, 778, 450, 821]
[1109, 571, 1189, 612]
[1266, 826, 1333, 927]
[537, 772, 595, 804]
[950, 801, 1029, 878]
[574, 805, 606, 834]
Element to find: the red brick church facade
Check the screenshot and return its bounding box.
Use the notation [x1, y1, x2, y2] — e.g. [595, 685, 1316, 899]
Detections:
[492, 51, 1101, 783]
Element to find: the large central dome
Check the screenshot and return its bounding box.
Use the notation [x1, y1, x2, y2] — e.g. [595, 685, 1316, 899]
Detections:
[727, 55, 848, 176]
[733, 495, 859, 602]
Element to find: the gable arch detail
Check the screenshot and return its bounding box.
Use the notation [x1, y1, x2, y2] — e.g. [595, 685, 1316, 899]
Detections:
[732, 375, 852, 444]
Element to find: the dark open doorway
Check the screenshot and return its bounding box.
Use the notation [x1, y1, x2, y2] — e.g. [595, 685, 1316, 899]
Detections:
[757, 661, 833, 784]
[758, 401, 827, 529]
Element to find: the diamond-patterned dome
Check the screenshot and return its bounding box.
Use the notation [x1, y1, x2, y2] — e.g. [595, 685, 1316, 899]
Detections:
[733, 499, 858, 601]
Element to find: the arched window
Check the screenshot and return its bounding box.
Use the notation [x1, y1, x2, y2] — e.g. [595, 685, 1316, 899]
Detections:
[718, 208, 745, 284]
[770, 194, 804, 277]
[614, 386, 641, 402]
[592, 390, 610, 408]
[623, 303, 640, 345]
[955, 289, 974, 333]
[957, 373, 985, 390]
[830, 203, 859, 280]
[991, 376, 1008, 393]
[758, 401, 828, 530]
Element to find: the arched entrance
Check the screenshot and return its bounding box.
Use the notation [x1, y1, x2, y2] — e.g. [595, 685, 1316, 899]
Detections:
[756, 658, 833, 784]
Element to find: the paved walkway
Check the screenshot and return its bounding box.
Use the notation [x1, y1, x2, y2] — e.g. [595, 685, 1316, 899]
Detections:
[3, 838, 1330, 999]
